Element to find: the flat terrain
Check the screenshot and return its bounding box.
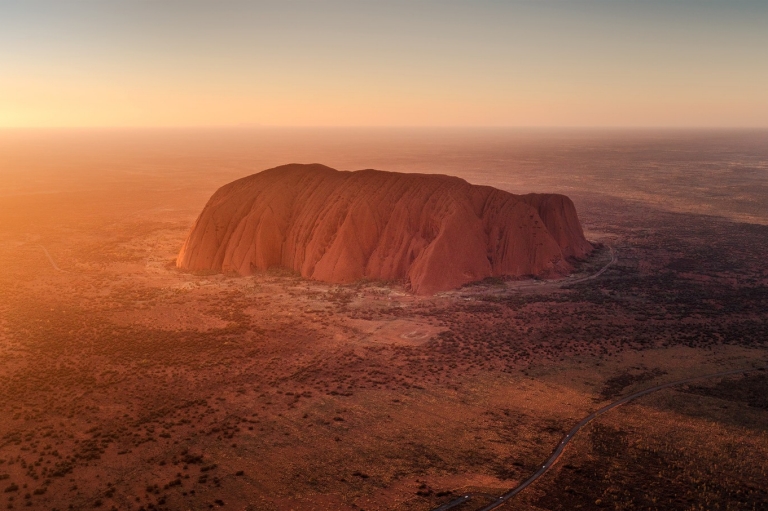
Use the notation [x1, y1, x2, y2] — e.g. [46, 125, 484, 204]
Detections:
[1, 129, 767, 511]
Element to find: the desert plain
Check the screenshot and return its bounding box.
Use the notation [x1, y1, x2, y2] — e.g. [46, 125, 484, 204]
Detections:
[1, 128, 767, 511]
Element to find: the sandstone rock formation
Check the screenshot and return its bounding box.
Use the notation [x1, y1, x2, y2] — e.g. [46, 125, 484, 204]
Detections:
[177, 164, 593, 294]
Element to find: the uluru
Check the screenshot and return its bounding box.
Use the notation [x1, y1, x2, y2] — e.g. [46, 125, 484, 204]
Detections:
[177, 164, 593, 294]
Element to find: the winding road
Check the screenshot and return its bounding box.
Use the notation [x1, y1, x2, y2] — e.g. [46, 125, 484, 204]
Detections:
[568, 245, 616, 284]
[506, 245, 616, 293]
[38, 244, 67, 273]
[430, 365, 767, 511]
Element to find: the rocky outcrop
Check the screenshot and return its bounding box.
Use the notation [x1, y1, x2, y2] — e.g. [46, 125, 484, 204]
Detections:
[177, 164, 592, 294]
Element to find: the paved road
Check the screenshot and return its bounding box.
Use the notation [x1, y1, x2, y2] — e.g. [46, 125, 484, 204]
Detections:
[39, 244, 67, 272]
[430, 365, 766, 511]
[568, 245, 616, 284]
[507, 245, 616, 293]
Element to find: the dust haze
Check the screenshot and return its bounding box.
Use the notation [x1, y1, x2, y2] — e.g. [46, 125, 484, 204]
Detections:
[1, 128, 767, 510]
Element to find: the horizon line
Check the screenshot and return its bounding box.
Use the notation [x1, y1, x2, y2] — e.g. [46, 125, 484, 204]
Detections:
[2, 124, 768, 131]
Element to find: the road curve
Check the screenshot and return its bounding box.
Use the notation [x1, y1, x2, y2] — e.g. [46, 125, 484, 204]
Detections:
[430, 365, 766, 511]
[567, 245, 616, 284]
[39, 244, 67, 272]
[508, 245, 616, 293]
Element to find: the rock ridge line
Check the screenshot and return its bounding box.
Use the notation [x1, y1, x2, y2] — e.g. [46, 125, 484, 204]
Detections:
[177, 164, 593, 294]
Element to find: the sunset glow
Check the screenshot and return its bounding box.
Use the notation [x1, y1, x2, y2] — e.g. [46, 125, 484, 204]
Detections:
[2, 3, 768, 511]
[2, 0, 767, 128]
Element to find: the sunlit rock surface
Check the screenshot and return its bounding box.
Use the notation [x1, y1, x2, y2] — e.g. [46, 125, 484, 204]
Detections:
[177, 164, 593, 294]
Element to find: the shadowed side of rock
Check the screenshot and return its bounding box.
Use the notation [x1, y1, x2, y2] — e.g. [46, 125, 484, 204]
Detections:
[177, 164, 593, 294]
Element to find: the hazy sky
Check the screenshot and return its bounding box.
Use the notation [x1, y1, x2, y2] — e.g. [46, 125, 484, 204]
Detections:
[1, 1, 767, 128]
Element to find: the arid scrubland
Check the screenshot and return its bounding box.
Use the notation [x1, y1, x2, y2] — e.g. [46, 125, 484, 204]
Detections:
[1, 131, 767, 511]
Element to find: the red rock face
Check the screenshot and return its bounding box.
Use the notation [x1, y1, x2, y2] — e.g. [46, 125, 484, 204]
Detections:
[177, 164, 593, 294]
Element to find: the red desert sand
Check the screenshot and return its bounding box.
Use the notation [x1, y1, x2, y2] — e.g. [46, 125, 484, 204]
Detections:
[177, 164, 593, 294]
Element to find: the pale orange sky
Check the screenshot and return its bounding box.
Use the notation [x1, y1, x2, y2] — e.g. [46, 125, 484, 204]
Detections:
[1, 1, 767, 128]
